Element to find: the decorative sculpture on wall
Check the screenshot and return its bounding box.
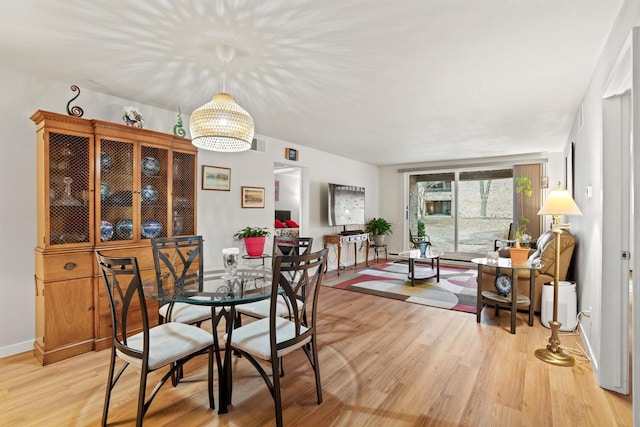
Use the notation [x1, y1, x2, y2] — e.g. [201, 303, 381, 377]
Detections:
[65, 85, 84, 117]
[173, 106, 186, 138]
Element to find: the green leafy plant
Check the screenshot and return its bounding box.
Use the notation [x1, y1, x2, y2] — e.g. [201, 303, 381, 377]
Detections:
[365, 217, 392, 235]
[417, 219, 426, 237]
[233, 226, 271, 239]
[514, 176, 532, 247]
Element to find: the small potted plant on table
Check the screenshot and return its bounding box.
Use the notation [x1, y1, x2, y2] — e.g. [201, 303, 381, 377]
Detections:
[412, 219, 431, 257]
[234, 226, 271, 257]
[365, 217, 392, 246]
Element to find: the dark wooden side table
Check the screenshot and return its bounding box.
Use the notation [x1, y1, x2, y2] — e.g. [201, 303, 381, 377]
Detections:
[472, 257, 542, 334]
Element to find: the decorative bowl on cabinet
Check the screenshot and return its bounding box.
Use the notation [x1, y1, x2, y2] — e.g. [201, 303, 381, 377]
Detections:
[141, 156, 160, 176]
[141, 220, 163, 238]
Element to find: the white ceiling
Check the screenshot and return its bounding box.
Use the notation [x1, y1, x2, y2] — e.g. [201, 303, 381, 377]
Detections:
[1, 0, 623, 166]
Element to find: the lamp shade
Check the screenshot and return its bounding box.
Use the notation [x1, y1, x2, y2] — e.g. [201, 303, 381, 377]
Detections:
[189, 93, 254, 152]
[538, 188, 583, 216]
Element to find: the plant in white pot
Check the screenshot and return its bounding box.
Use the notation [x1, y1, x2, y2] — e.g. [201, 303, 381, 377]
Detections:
[365, 217, 392, 246]
[234, 226, 271, 257]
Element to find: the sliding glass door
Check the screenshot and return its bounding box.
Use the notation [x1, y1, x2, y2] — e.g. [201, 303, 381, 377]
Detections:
[409, 173, 455, 252]
[457, 170, 513, 253]
[408, 168, 513, 254]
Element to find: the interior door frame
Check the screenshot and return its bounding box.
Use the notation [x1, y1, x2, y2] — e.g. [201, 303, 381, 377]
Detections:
[600, 28, 637, 396]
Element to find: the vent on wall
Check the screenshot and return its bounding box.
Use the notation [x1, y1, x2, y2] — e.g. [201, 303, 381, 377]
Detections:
[251, 138, 265, 152]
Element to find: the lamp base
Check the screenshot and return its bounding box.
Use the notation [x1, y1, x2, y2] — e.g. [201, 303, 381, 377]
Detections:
[534, 347, 575, 367]
[534, 320, 575, 367]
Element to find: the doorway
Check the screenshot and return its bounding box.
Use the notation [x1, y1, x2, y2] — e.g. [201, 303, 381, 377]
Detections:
[274, 163, 303, 232]
[601, 31, 634, 394]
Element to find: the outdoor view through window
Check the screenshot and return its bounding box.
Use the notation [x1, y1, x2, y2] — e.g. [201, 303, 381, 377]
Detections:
[409, 169, 514, 253]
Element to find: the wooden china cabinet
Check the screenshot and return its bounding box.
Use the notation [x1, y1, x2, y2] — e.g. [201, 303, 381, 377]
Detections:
[32, 110, 198, 364]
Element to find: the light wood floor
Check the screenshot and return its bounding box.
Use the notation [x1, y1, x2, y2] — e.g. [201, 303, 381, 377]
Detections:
[0, 262, 632, 426]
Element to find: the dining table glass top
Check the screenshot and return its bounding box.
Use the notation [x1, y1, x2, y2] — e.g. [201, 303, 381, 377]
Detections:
[143, 267, 272, 305]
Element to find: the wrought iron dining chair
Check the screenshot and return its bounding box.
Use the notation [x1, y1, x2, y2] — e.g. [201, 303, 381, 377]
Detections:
[96, 252, 214, 427]
[151, 236, 212, 326]
[235, 236, 314, 376]
[229, 249, 327, 427]
[236, 236, 313, 323]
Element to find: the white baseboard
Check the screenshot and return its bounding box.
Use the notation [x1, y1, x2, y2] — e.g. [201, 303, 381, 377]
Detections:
[0, 340, 33, 359]
[579, 321, 598, 372]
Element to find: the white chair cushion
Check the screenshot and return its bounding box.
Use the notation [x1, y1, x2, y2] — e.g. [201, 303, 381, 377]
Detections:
[236, 295, 293, 319]
[230, 317, 311, 360]
[117, 322, 213, 371]
[159, 300, 213, 324]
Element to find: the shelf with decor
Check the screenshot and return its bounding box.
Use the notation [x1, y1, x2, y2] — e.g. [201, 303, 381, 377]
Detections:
[32, 110, 198, 363]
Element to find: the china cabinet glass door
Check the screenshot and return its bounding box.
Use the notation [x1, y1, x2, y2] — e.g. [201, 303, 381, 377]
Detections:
[140, 145, 169, 239]
[98, 139, 134, 242]
[171, 151, 196, 236]
[48, 132, 91, 246]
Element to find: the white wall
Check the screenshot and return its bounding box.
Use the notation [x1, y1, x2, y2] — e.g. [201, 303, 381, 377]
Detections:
[0, 66, 379, 357]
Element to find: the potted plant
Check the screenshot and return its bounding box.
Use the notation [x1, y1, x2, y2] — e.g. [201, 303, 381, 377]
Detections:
[234, 226, 271, 257]
[412, 219, 431, 257]
[510, 176, 532, 264]
[365, 217, 392, 246]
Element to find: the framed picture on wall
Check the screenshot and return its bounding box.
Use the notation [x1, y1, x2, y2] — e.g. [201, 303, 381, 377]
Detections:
[565, 142, 575, 196]
[241, 186, 265, 208]
[285, 147, 298, 161]
[202, 165, 231, 191]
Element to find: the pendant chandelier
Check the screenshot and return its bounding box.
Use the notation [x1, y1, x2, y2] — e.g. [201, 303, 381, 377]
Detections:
[190, 46, 254, 152]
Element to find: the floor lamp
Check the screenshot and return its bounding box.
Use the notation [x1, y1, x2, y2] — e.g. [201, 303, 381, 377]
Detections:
[535, 184, 582, 367]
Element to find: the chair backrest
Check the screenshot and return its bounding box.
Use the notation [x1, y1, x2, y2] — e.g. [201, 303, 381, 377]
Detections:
[271, 249, 327, 351]
[151, 236, 204, 294]
[272, 236, 313, 257]
[96, 252, 149, 360]
[272, 236, 313, 282]
[506, 222, 515, 240]
[409, 230, 430, 247]
[530, 229, 576, 278]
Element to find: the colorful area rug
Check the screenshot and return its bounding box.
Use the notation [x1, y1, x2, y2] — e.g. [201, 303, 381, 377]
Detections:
[323, 262, 478, 313]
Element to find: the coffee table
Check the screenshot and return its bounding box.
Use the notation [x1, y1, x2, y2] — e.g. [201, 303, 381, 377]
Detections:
[398, 249, 444, 286]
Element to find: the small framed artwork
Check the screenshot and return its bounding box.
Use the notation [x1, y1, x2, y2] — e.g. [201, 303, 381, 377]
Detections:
[285, 147, 298, 161]
[540, 176, 549, 189]
[241, 186, 265, 208]
[275, 180, 280, 201]
[202, 165, 231, 191]
[565, 142, 575, 196]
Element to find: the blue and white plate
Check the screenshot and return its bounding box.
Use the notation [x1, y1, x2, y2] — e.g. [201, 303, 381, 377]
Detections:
[141, 156, 160, 176]
[141, 220, 163, 239]
[141, 184, 158, 204]
[100, 220, 114, 242]
[100, 182, 112, 201]
[116, 219, 133, 240]
[100, 151, 112, 174]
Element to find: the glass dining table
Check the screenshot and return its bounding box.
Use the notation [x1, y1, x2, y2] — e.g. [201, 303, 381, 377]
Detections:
[143, 267, 272, 414]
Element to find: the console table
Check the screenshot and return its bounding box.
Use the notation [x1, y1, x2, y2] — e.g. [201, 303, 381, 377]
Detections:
[323, 234, 369, 276]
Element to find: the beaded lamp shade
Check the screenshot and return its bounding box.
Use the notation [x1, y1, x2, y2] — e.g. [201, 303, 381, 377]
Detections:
[189, 92, 254, 152]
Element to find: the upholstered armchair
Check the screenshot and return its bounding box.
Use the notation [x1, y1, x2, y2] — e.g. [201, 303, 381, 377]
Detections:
[479, 229, 576, 312]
